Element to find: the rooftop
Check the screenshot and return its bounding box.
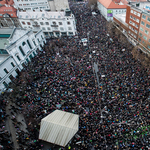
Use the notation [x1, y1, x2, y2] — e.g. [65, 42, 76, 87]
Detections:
[114, 13, 126, 22]
[98, 0, 127, 9]
[129, 2, 150, 13]
[18, 10, 66, 19]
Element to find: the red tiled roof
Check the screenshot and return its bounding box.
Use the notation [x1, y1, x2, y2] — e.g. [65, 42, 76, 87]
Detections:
[0, 0, 14, 5]
[0, 5, 17, 18]
[98, 0, 127, 9]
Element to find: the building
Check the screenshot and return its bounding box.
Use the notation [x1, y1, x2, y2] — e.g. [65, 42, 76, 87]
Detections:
[0, 28, 46, 93]
[113, 2, 150, 53]
[97, 0, 127, 21]
[0, 0, 14, 6]
[17, 9, 77, 38]
[126, 3, 142, 43]
[13, 0, 70, 11]
[48, 0, 70, 11]
[13, 0, 51, 11]
[0, 5, 21, 28]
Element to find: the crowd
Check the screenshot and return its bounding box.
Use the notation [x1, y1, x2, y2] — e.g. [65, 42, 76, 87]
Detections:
[0, 2, 150, 150]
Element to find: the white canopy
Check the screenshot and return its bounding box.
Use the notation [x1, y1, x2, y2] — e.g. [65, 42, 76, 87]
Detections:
[39, 110, 79, 147]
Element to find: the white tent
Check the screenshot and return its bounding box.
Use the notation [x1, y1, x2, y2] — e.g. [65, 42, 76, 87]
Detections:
[39, 110, 79, 147]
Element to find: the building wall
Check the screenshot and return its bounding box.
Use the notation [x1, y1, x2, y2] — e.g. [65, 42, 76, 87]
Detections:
[97, 2, 126, 21]
[0, 56, 18, 92]
[13, 0, 50, 10]
[138, 13, 150, 50]
[0, 29, 46, 93]
[18, 13, 77, 37]
[127, 6, 141, 41]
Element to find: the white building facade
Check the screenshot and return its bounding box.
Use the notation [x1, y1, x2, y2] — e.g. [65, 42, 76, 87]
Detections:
[0, 28, 46, 93]
[13, 0, 69, 11]
[13, 0, 51, 11]
[18, 10, 77, 38]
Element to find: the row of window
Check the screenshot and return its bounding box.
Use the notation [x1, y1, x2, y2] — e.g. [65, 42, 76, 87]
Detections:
[142, 14, 150, 22]
[141, 21, 150, 29]
[129, 26, 138, 34]
[138, 38, 150, 49]
[18, 2, 47, 6]
[140, 27, 149, 35]
[130, 15, 139, 23]
[129, 20, 139, 28]
[3, 62, 15, 74]
[44, 32, 73, 36]
[130, 9, 140, 17]
[139, 32, 149, 41]
[128, 31, 137, 38]
[22, 21, 71, 26]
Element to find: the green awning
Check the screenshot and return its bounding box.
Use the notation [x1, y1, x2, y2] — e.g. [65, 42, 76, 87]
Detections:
[0, 34, 10, 38]
[107, 10, 113, 13]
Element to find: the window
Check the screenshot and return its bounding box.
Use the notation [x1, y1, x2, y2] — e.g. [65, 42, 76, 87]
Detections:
[145, 30, 149, 35]
[141, 21, 145, 25]
[42, 27, 46, 30]
[133, 17, 136, 21]
[129, 21, 132, 24]
[139, 33, 142, 37]
[131, 10, 133, 13]
[134, 11, 137, 15]
[68, 27, 72, 30]
[59, 22, 62, 25]
[143, 36, 147, 40]
[147, 17, 150, 22]
[22, 22, 25, 25]
[33, 40, 36, 46]
[129, 26, 131, 29]
[142, 15, 146, 19]
[136, 19, 139, 23]
[149, 39, 150, 43]
[130, 15, 132, 19]
[140, 27, 143, 31]
[4, 68, 9, 74]
[11, 62, 15, 67]
[27, 40, 32, 49]
[22, 42, 26, 46]
[146, 24, 150, 28]
[60, 27, 64, 30]
[148, 45, 150, 49]
[27, 22, 31, 25]
[45, 22, 49, 25]
[67, 22, 70, 25]
[40, 22, 44, 25]
[53, 22, 56, 25]
[133, 22, 135, 26]
[47, 27, 50, 30]
[139, 38, 141, 42]
[19, 46, 25, 56]
[135, 24, 138, 28]
[41, 35, 43, 39]
[69, 32, 73, 35]
[135, 30, 137, 34]
[137, 13, 140, 17]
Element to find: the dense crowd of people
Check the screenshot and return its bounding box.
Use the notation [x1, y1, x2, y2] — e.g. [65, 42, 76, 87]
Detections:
[0, 1, 150, 150]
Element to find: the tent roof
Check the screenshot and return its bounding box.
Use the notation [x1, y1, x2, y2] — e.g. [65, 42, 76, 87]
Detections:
[39, 110, 79, 147]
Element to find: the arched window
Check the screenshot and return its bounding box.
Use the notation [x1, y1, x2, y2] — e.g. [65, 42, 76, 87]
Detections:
[22, 42, 26, 46]
[27, 40, 32, 49]
[19, 46, 25, 56]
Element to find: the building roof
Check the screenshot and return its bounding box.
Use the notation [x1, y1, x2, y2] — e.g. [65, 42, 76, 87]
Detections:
[18, 10, 66, 19]
[39, 110, 79, 147]
[129, 2, 150, 13]
[98, 0, 127, 9]
[0, 5, 17, 18]
[0, 0, 14, 5]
